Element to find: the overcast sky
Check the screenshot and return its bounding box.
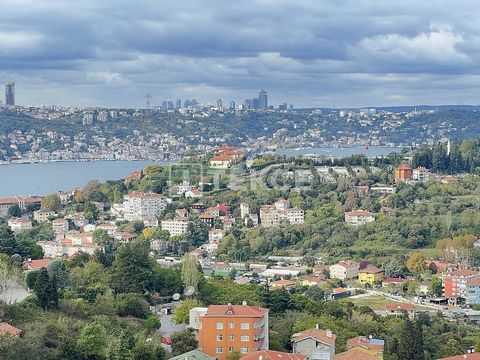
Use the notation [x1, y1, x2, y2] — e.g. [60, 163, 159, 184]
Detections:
[1, 0, 480, 108]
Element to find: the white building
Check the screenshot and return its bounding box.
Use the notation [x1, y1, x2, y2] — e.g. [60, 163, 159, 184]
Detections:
[8, 218, 32, 234]
[52, 218, 69, 234]
[123, 192, 168, 221]
[161, 217, 190, 236]
[240, 202, 250, 219]
[260, 199, 304, 227]
[344, 210, 375, 226]
[370, 185, 396, 194]
[329, 261, 360, 280]
[412, 167, 430, 183]
[34, 209, 56, 222]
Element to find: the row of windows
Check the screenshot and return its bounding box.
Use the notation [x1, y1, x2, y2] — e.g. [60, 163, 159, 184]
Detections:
[215, 347, 249, 354]
[216, 335, 250, 341]
[216, 322, 250, 330]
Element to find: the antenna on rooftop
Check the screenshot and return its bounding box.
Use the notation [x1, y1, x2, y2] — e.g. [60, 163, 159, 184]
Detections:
[145, 94, 152, 110]
[184, 286, 195, 297]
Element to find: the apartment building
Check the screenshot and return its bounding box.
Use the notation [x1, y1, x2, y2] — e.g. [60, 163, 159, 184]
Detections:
[7, 218, 32, 234]
[123, 192, 168, 221]
[329, 261, 360, 280]
[412, 166, 430, 183]
[33, 209, 56, 222]
[196, 302, 269, 360]
[442, 269, 480, 299]
[394, 164, 413, 182]
[344, 210, 375, 226]
[260, 199, 304, 227]
[161, 217, 190, 236]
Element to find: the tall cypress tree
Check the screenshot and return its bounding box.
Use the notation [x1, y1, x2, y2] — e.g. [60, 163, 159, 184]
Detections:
[397, 317, 424, 360]
[34, 268, 50, 310]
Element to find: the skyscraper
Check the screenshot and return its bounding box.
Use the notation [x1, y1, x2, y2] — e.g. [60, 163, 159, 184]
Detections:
[258, 89, 268, 110]
[5, 81, 15, 106]
[175, 99, 182, 108]
[229, 100, 236, 110]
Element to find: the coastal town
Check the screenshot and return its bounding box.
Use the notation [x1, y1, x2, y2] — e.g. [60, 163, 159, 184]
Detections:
[0, 102, 473, 164]
[2, 141, 480, 359]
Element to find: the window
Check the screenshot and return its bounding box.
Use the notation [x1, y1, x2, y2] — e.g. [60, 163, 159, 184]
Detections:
[240, 323, 249, 330]
[229, 335, 235, 341]
[241, 347, 249, 354]
[228, 347, 234, 353]
[229, 322, 235, 329]
[241, 335, 249, 342]
[216, 348, 223, 354]
[216, 322, 224, 330]
[216, 334, 223, 341]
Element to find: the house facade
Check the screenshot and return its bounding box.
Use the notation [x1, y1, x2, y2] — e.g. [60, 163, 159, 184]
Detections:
[196, 303, 269, 360]
[291, 326, 336, 360]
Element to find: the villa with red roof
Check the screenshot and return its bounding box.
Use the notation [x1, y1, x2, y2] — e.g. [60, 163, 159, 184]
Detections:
[344, 210, 375, 226]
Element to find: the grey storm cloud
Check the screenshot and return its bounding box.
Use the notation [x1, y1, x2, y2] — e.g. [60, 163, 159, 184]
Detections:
[1, 0, 480, 107]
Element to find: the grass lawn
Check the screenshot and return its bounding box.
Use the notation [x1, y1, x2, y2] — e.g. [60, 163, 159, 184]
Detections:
[345, 295, 435, 312]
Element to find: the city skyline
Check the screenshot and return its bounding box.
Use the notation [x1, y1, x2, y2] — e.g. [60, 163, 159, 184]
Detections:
[2, 1, 480, 108]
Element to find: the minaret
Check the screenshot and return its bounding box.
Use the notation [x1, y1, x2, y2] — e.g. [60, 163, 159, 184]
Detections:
[447, 139, 451, 156]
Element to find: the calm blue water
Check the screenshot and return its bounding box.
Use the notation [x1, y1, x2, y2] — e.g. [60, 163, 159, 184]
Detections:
[277, 146, 403, 158]
[0, 146, 403, 197]
[0, 160, 164, 197]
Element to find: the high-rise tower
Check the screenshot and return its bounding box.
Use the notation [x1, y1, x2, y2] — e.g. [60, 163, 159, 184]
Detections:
[258, 89, 268, 110]
[5, 81, 15, 106]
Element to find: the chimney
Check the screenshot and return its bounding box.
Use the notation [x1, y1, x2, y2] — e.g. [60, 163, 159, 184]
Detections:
[242, 301, 247, 306]
[326, 329, 332, 338]
[315, 324, 320, 330]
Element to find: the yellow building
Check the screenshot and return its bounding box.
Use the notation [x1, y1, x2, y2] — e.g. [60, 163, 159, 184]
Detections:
[359, 265, 384, 285]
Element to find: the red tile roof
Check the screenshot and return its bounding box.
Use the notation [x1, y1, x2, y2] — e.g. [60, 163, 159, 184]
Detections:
[445, 269, 480, 277]
[206, 304, 268, 317]
[385, 303, 416, 312]
[360, 265, 383, 274]
[292, 328, 336, 346]
[438, 354, 480, 360]
[241, 350, 305, 360]
[0, 322, 21, 337]
[346, 336, 384, 352]
[24, 259, 51, 270]
[383, 277, 406, 284]
[345, 210, 374, 216]
[334, 347, 381, 360]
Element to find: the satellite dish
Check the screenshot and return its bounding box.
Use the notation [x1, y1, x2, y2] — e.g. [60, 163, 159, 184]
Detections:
[184, 286, 195, 296]
[173, 293, 181, 301]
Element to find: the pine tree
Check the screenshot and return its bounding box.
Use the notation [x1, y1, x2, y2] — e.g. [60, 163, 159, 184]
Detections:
[34, 268, 50, 310]
[397, 317, 424, 360]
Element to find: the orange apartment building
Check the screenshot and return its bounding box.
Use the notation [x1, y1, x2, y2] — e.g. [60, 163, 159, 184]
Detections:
[197, 302, 269, 360]
[394, 164, 413, 182]
[442, 269, 480, 298]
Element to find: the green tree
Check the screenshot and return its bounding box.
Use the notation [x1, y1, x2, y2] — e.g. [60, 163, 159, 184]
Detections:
[33, 268, 58, 310]
[144, 315, 161, 332]
[181, 253, 202, 292]
[110, 242, 154, 294]
[171, 329, 198, 356]
[7, 204, 21, 217]
[115, 293, 150, 318]
[106, 329, 133, 360]
[397, 318, 424, 360]
[77, 322, 107, 359]
[173, 299, 201, 324]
